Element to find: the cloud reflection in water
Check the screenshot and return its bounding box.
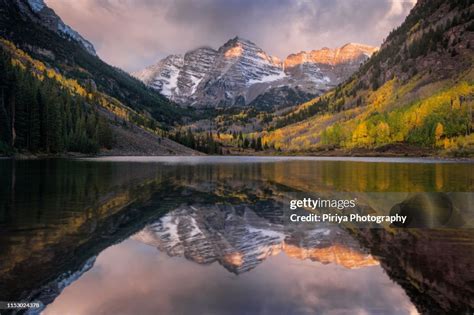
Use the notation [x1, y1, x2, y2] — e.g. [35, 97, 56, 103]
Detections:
[44, 238, 417, 315]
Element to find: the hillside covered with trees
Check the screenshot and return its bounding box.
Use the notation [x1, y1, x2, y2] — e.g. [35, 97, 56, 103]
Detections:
[0, 0, 188, 125]
[0, 0, 199, 156]
[0, 38, 197, 156]
[260, 0, 474, 157]
[0, 44, 113, 154]
[1, 0, 472, 157]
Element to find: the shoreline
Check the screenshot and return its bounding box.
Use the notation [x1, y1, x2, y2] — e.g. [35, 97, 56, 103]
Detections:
[1, 142, 472, 161]
[1, 152, 472, 162]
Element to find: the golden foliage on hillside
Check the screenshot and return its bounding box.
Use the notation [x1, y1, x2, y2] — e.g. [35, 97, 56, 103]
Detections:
[262, 70, 474, 156]
[0, 38, 164, 136]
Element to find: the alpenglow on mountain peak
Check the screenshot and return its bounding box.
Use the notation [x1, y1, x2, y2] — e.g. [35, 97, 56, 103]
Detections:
[133, 37, 378, 109]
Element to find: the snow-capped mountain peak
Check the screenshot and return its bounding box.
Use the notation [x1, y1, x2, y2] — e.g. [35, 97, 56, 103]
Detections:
[133, 38, 378, 108]
[134, 55, 184, 97]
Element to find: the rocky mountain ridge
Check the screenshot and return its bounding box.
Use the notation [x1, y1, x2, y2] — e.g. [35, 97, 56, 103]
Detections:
[133, 37, 378, 108]
[132, 204, 378, 274]
[16, 0, 96, 55]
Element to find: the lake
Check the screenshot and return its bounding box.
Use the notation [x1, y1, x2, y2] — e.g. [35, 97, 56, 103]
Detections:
[0, 157, 473, 315]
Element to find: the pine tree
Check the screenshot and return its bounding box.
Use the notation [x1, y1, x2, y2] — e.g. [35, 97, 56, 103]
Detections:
[243, 138, 249, 149]
[256, 137, 263, 151]
[97, 117, 113, 149]
[250, 137, 256, 150]
[0, 50, 118, 154]
[28, 84, 41, 152]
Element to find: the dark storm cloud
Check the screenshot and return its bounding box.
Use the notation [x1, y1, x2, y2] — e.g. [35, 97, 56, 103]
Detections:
[45, 0, 416, 72]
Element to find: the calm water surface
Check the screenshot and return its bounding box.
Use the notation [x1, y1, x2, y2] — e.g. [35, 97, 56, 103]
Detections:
[0, 157, 473, 315]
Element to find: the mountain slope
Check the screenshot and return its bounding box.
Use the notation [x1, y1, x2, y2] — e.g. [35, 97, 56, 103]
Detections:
[133, 38, 377, 109]
[0, 0, 188, 125]
[0, 39, 197, 155]
[262, 0, 474, 156]
[284, 43, 378, 88]
[18, 0, 96, 55]
[0, 0, 198, 155]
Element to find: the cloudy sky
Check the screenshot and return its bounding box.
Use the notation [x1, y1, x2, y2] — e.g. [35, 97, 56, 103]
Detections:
[45, 0, 416, 72]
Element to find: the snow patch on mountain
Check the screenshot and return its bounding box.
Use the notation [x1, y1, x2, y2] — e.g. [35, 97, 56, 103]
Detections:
[27, 0, 45, 12]
[133, 54, 184, 97]
[248, 71, 287, 85]
[133, 38, 377, 108]
[57, 22, 96, 55]
[160, 62, 181, 97]
[24, 0, 96, 55]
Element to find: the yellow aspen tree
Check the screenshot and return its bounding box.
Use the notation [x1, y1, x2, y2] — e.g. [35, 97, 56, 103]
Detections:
[435, 122, 444, 147]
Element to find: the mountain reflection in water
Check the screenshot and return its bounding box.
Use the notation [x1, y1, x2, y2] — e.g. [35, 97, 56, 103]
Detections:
[132, 205, 378, 273]
[0, 157, 472, 315]
[44, 239, 415, 315]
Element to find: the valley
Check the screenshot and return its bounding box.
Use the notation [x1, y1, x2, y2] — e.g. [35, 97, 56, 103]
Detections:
[163, 0, 474, 158]
[0, 0, 473, 158]
[1, 2, 473, 314]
